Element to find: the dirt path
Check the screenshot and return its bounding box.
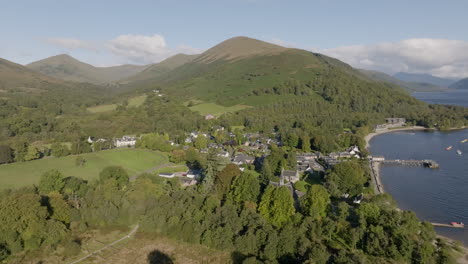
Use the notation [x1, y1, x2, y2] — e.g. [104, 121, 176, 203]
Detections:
[68, 225, 139, 264]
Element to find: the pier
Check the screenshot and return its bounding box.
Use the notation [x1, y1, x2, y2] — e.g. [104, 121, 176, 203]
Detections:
[431, 223, 465, 228]
[381, 159, 439, 169]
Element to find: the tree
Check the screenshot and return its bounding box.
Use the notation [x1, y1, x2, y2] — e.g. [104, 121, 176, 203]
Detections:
[229, 170, 261, 204]
[47, 192, 71, 224]
[99, 166, 129, 188]
[325, 161, 366, 196]
[258, 186, 295, 227]
[12, 141, 28, 162]
[169, 149, 186, 163]
[24, 146, 40, 161]
[38, 170, 65, 194]
[214, 163, 241, 198]
[300, 136, 311, 152]
[202, 149, 222, 190]
[0, 145, 13, 164]
[300, 185, 330, 220]
[70, 140, 92, 155]
[51, 143, 70, 157]
[194, 135, 208, 149]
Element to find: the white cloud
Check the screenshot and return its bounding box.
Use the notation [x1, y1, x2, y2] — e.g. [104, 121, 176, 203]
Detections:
[320, 38, 468, 79]
[108, 34, 202, 64]
[44, 34, 202, 65]
[45, 38, 98, 51]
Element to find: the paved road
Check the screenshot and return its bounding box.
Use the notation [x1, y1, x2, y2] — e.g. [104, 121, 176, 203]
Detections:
[68, 224, 139, 264]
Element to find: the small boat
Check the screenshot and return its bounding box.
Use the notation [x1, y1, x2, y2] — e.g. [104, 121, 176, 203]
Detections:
[461, 139, 468, 143]
[450, 222, 464, 227]
[457, 150, 462, 155]
[446, 146, 453, 150]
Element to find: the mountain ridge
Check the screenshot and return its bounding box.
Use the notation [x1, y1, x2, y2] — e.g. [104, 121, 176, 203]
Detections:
[26, 54, 148, 84]
[393, 72, 456, 87]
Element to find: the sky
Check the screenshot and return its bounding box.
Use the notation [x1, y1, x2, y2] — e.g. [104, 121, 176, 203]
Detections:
[1, 0, 468, 78]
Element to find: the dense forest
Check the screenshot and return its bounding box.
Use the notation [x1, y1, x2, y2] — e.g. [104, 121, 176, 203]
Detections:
[0, 154, 460, 263]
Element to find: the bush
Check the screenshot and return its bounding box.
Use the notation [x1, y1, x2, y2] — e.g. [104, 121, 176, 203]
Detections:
[63, 240, 81, 257]
[294, 181, 310, 192]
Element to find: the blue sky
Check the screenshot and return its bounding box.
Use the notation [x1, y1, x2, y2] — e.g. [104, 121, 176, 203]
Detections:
[2, 0, 468, 78]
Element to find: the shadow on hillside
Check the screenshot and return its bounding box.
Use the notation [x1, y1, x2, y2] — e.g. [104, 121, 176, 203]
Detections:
[147, 250, 174, 264]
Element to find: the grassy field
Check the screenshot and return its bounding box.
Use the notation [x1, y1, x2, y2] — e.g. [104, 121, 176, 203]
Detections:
[0, 148, 168, 190]
[87, 95, 147, 113]
[189, 102, 251, 117]
[128, 95, 147, 107]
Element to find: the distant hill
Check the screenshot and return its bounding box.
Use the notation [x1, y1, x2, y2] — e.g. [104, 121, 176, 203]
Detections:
[449, 77, 468, 90]
[122, 53, 199, 84]
[393, 72, 456, 87]
[27, 54, 148, 84]
[360, 69, 448, 92]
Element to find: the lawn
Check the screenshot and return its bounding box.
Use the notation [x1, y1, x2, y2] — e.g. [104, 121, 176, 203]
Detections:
[128, 95, 147, 107]
[87, 95, 147, 113]
[189, 102, 251, 117]
[0, 149, 168, 190]
[87, 103, 117, 113]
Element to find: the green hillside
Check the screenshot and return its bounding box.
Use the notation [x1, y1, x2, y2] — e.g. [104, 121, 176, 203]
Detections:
[450, 77, 468, 89]
[121, 53, 199, 85]
[27, 54, 148, 84]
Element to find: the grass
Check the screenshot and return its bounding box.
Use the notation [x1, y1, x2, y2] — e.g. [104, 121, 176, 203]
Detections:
[87, 103, 117, 113]
[189, 102, 251, 117]
[128, 95, 147, 107]
[154, 165, 188, 174]
[87, 95, 147, 113]
[0, 148, 168, 190]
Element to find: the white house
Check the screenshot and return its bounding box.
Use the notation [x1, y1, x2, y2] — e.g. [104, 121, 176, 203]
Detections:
[114, 136, 137, 148]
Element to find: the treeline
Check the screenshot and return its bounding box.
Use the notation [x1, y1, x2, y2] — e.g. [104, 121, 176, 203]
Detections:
[0, 154, 459, 263]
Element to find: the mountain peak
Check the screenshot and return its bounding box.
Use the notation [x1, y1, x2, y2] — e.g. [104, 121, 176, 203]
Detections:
[194, 36, 287, 63]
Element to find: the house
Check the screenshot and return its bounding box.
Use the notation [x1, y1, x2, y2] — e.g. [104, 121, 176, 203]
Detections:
[375, 118, 406, 131]
[114, 136, 137, 148]
[205, 114, 215, 120]
[186, 169, 201, 179]
[218, 151, 230, 158]
[353, 193, 364, 204]
[281, 169, 299, 183]
[232, 153, 255, 165]
[159, 172, 175, 178]
[87, 136, 94, 144]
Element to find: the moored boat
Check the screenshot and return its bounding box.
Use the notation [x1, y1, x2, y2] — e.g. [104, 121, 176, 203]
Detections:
[457, 150, 462, 155]
[461, 139, 468, 143]
[450, 222, 464, 227]
[446, 146, 453, 150]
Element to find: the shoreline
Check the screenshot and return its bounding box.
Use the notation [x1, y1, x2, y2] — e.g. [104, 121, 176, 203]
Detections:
[365, 126, 429, 194]
[364, 126, 430, 149]
[365, 126, 468, 259]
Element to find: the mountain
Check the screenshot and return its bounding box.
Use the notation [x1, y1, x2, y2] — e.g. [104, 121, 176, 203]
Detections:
[449, 77, 468, 90]
[0, 57, 67, 91]
[360, 69, 448, 92]
[122, 53, 199, 84]
[26, 54, 148, 84]
[125, 36, 369, 99]
[393, 72, 456, 87]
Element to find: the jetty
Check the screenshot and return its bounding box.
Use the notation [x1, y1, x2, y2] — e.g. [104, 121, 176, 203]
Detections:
[381, 159, 439, 169]
[431, 223, 465, 228]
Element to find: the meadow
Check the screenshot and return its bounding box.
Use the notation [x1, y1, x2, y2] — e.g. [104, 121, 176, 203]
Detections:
[0, 148, 168, 190]
[189, 102, 251, 117]
[87, 95, 147, 113]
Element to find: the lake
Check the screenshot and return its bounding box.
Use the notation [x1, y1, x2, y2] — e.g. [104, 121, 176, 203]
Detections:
[369, 90, 468, 245]
[370, 129, 468, 245]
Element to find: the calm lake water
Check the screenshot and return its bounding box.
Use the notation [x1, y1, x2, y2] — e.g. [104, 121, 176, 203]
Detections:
[413, 90, 468, 107]
[370, 130, 468, 245]
[370, 89, 468, 245]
